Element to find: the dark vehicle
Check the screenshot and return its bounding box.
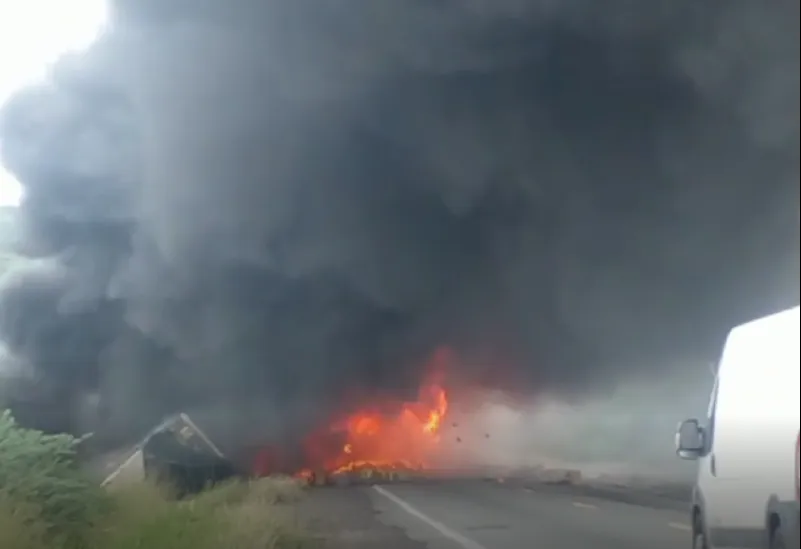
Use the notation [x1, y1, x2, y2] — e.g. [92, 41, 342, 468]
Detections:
[102, 413, 240, 496]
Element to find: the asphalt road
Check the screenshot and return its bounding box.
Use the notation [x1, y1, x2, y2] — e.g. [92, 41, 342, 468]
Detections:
[366, 480, 692, 549]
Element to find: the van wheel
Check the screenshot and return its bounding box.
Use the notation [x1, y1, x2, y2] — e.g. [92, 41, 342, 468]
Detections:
[692, 516, 708, 549]
[770, 528, 786, 549]
[692, 530, 707, 549]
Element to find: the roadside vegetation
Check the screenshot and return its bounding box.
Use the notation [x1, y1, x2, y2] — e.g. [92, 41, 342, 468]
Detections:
[0, 410, 313, 549]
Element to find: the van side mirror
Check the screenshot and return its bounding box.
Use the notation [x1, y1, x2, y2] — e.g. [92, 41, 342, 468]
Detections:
[675, 418, 705, 460]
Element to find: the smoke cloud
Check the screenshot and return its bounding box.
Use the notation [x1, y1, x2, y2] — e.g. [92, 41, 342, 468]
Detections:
[0, 1, 798, 452]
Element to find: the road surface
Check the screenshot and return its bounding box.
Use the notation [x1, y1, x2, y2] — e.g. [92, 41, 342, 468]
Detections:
[361, 480, 692, 549]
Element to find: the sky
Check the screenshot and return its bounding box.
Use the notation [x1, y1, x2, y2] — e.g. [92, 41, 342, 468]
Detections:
[0, 0, 108, 207]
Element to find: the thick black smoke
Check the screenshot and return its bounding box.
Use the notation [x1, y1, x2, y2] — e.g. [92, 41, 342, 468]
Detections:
[0, 1, 798, 448]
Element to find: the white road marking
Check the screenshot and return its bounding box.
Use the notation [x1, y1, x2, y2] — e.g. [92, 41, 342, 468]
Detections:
[668, 522, 692, 532]
[572, 501, 598, 510]
[372, 485, 489, 549]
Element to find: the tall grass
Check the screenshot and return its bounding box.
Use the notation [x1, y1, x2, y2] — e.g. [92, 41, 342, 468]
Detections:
[0, 498, 49, 548]
[0, 411, 313, 549]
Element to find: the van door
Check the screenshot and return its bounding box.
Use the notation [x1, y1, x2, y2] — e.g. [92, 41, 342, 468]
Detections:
[696, 373, 724, 536]
[703, 355, 768, 547]
[704, 316, 799, 548]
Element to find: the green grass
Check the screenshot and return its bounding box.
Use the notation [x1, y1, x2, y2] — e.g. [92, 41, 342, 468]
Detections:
[1, 479, 313, 549]
[0, 411, 314, 549]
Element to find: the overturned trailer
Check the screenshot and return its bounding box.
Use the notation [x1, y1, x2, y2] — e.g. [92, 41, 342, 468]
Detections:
[101, 413, 239, 496]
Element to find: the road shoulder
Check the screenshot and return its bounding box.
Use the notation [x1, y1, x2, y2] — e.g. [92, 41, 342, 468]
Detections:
[296, 486, 428, 549]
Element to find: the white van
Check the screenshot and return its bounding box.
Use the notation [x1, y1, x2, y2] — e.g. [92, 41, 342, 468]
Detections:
[675, 305, 800, 549]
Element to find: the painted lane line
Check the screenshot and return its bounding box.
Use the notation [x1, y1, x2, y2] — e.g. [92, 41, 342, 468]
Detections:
[668, 522, 692, 532]
[572, 501, 598, 510]
[372, 485, 489, 549]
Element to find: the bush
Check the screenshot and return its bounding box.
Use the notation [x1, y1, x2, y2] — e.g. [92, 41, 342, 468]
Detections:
[0, 410, 107, 548]
[0, 410, 314, 549]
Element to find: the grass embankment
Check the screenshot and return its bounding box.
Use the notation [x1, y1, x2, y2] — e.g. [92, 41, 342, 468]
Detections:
[0, 411, 313, 549]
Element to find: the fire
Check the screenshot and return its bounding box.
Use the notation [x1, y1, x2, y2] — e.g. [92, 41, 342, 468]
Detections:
[322, 372, 449, 476]
[253, 347, 454, 480]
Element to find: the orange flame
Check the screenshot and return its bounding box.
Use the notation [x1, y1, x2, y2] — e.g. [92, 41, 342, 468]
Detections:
[301, 348, 452, 476]
[255, 347, 455, 480]
[327, 380, 448, 474]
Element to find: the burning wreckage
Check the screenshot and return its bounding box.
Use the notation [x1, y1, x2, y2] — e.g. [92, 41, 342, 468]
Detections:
[100, 413, 238, 494]
[252, 362, 450, 486]
[102, 355, 452, 490]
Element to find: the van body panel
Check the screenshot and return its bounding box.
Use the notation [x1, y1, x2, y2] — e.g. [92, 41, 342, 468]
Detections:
[692, 305, 800, 549]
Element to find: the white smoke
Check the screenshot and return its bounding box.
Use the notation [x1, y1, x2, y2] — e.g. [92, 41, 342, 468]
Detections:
[437, 365, 713, 481]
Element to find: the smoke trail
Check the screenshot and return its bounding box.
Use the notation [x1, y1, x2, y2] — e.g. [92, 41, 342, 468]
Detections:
[0, 1, 797, 449]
